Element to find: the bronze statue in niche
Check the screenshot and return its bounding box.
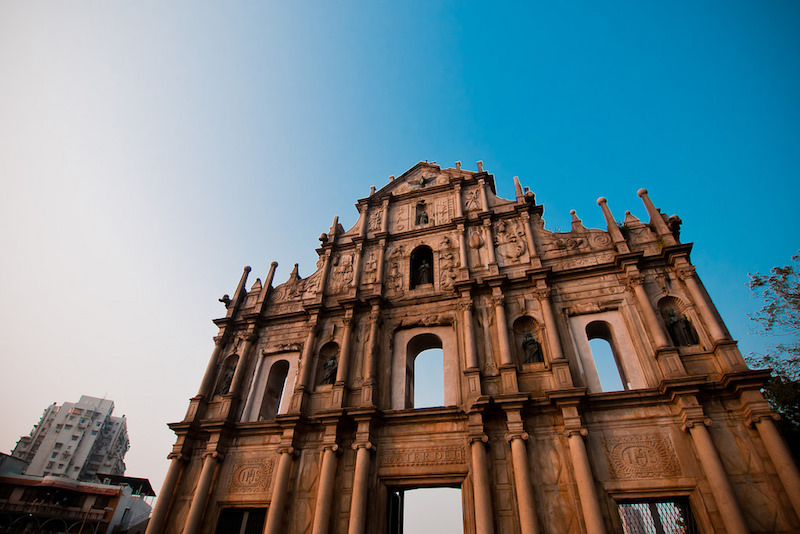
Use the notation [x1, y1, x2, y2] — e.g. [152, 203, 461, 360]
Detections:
[415, 201, 429, 225]
[318, 343, 340, 385]
[665, 310, 699, 346]
[410, 246, 434, 288]
[522, 332, 543, 363]
[215, 355, 238, 395]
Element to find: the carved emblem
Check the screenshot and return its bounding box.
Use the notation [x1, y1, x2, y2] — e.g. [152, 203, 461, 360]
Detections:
[604, 434, 680, 479]
[438, 236, 458, 290]
[380, 445, 466, 467]
[329, 253, 354, 294]
[229, 459, 275, 494]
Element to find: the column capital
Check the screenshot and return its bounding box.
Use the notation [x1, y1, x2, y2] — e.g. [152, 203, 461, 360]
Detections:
[625, 274, 645, 290]
[677, 266, 696, 281]
[681, 417, 712, 432]
[352, 441, 374, 452]
[202, 451, 225, 462]
[322, 443, 340, 453]
[533, 288, 551, 301]
[277, 445, 296, 455]
[469, 433, 489, 444]
[563, 427, 588, 438]
[167, 452, 188, 462]
[505, 432, 529, 442]
[745, 411, 780, 428]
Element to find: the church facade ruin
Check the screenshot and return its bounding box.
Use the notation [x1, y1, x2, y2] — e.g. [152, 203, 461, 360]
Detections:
[146, 162, 800, 533]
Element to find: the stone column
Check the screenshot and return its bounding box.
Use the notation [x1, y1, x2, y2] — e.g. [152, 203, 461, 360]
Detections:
[626, 273, 670, 349]
[291, 314, 319, 412]
[376, 238, 387, 286]
[183, 451, 222, 534]
[380, 198, 390, 233]
[519, 212, 541, 268]
[596, 197, 630, 253]
[312, 444, 339, 534]
[478, 178, 490, 212]
[677, 265, 728, 343]
[470, 434, 495, 534]
[145, 453, 185, 534]
[332, 311, 354, 407]
[564, 428, 606, 534]
[454, 183, 464, 217]
[483, 219, 497, 267]
[534, 287, 563, 361]
[348, 441, 374, 534]
[492, 291, 513, 367]
[361, 304, 380, 406]
[264, 447, 295, 534]
[229, 331, 257, 399]
[461, 299, 479, 369]
[750, 415, 800, 518]
[197, 338, 226, 399]
[458, 223, 469, 274]
[352, 243, 364, 288]
[685, 420, 748, 534]
[508, 435, 539, 534]
[336, 312, 354, 384]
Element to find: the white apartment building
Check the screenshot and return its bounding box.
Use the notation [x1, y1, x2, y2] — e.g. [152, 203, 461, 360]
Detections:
[11, 396, 129, 482]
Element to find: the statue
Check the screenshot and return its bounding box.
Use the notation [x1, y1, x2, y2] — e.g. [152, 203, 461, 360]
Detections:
[215, 359, 237, 395]
[320, 354, 338, 385]
[418, 258, 432, 285]
[522, 332, 543, 363]
[666, 310, 698, 346]
[417, 210, 428, 225]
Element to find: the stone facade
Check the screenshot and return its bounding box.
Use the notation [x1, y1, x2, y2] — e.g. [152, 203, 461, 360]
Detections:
[147, 162, 800, 533]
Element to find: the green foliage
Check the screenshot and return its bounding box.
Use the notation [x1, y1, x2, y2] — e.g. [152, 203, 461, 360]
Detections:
[746, 252, 800, 457]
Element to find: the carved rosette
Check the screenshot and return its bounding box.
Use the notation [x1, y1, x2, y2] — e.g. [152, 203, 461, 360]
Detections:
[228, 459, 275, 494]
[603, 434, 680, 479]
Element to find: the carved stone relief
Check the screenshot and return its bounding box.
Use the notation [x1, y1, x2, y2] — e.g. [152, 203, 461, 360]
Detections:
[603, 434, 680, 479]
[391, 204, 407, 233]
[438, 236, 459, 290]
[464, 188, 481, 212]
[368, 210, 382, 232]
[494, 219, 527, 265]
[468, 227, 486, 269]
[228, 459, 275, 494]
[435, 197, 453, 225]
[362, 251, 378, 284]
[329, 253, 354, 294]
[385, 246, 405, 296]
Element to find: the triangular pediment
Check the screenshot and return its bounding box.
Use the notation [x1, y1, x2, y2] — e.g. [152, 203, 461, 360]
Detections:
[370, 162, 452, 200]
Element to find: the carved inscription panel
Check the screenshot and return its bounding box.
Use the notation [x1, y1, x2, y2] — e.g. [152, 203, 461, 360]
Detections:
[380, 445, 466, 468]
[228, 459, 275, 494]
[603, 434, 680, 479]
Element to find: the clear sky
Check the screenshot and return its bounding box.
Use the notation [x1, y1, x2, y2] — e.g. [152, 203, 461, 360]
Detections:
[1, 0, 798, 505]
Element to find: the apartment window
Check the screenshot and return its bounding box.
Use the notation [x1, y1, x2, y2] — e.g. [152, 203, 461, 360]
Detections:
[618, 498, 699, 534]
[64, 425, 73, 430]
[91, 430, 98, 435]
[51, 452, 57, 459]
[57, 463, 64, 469]
[71, 436, 78, 441]
[46, 461, 55, 469]
[55, 424, 63, 431]
[54, 443, 63, 449]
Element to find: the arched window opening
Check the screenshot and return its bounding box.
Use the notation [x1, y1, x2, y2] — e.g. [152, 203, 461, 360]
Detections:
[658, 298, 699, 347]
[410, 246, 434, 289]
[513, 316, 544, 365]
[259, 360, 290, 421]
[316, 342, 339, 387]
[586, 321, 627, 392]
[215, 355, 238, 396]
[406, 333, 443, 408]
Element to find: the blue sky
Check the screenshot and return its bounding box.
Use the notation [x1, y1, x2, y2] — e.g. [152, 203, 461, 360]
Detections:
[1, 1, 798, 499]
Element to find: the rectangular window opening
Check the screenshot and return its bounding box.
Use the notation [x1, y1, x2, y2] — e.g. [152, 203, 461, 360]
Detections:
[388, 486, 462, 534]
[618, 498, 699, 534]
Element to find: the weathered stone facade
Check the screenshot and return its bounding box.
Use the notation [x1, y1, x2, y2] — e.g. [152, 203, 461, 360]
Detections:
[147, 162, 800, 533]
